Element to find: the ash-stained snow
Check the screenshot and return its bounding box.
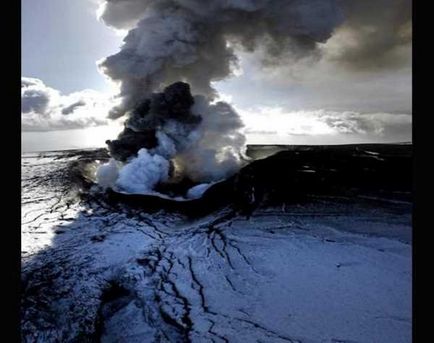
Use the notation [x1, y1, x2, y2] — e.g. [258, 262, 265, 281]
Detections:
[21, 149, 412, 343]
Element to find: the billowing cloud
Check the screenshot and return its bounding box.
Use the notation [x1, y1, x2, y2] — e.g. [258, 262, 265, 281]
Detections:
[96, 0, 411, 119]
[326, 0, 411, 70]
[96, 0, 411, 148]
[97, 0, 346, 118]
[21, 78, 59, 115]
[21, 77, 117, 131]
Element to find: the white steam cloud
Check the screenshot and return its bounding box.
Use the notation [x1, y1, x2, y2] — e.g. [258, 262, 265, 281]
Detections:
[116, 148, 171, 194]
[173, 96, 245, 182]
[97, 86, 246, 197]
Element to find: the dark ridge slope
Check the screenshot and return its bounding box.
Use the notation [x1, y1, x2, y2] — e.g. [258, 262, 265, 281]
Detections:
[104, 144, 411, 216]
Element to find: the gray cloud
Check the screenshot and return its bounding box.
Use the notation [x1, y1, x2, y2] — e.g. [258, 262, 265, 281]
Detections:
[215, 52, 412, 119]
[61, 100, 86, 115]
[21, 78, 55, 115]
[329, 0, 411, 70]
[21, 89, 51, 115]
[21, 77, 113, 131]
[98, 0, 345, 118]
[97, 0, 411, 120]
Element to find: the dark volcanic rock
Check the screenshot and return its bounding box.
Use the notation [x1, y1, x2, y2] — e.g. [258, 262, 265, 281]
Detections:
[233, 143, 412, 211]
[21, 145, 412, 342]
[105, 144, 412, 217]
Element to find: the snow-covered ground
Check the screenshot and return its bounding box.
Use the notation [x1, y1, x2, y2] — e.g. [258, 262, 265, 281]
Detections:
[21, 150, 412, 342]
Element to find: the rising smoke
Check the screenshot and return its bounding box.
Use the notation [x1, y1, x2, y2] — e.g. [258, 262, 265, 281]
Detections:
[97, 82, 245, 197]
[98, 0, 345, 118]
[95, 0, 411, 198]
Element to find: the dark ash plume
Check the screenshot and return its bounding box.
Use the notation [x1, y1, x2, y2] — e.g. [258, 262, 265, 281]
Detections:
[97, 81, 246, 196]
[98, 0, 411, 119]
[106, 82, 201, 161]
[95, 0, 411, 197]
[332, 0, 411, 70]
[98, 0, 345, 118]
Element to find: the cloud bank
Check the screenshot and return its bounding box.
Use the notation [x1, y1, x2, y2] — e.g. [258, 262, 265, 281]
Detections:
[239, 107, 411, 143]
[21, 77, 116, 131]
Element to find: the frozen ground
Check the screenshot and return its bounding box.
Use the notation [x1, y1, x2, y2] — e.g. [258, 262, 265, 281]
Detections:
[21, 149, 412, 342]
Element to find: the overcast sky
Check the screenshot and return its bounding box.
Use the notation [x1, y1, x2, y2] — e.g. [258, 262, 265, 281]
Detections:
[21, 0, 412, 152]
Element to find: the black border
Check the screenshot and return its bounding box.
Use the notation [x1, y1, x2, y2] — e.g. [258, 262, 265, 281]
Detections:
[16, 1, 420, 341]
[6, 0, 21, 340]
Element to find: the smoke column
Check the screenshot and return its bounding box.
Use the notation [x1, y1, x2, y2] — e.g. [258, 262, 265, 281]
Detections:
[97, 81, 245, 197]
[98, 0, 344, 118]
[95, 0, 410, 198]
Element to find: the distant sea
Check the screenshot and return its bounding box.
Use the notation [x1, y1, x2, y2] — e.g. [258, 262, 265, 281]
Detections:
[22, 127, 412, 153]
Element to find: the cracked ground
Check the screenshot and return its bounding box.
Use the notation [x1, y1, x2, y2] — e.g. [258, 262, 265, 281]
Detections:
[21, 149, 412, 343]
